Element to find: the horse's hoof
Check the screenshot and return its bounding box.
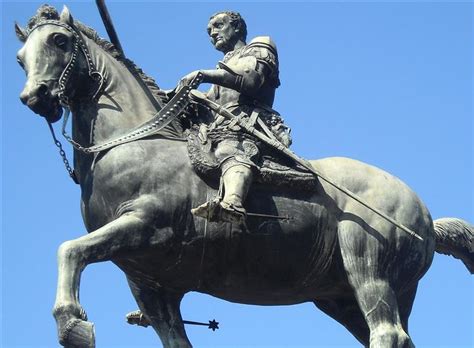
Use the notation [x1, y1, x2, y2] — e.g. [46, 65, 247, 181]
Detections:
[59, 319, 95, 348]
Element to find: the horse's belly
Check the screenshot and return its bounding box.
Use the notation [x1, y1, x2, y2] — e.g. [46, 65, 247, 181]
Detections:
[195, 192, 341, 301]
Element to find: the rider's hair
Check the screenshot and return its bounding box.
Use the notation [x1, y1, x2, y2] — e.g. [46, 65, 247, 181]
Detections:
[209, 11, 247, 42]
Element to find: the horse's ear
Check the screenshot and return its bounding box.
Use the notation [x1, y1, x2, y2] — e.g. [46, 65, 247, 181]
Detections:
[60, 5, 74, 26]
[15, 22, 27, 42]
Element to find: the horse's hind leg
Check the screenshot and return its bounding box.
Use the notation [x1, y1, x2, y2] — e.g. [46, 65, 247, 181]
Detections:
[397, 284, 418, 336]
[338, 220, 414, 348]
[314, 296, 369, 346]
[353, 279, 413, 348]
[127, 278, 192, 348]
[52, 214, 148, 347]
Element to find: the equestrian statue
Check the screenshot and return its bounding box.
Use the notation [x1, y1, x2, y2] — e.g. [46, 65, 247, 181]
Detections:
[15, 4, 473, 348]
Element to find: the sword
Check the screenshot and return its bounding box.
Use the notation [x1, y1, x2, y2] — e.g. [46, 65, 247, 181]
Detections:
[188, 89, 423, 241]
[183, 319, 219, 331]
[126, 311, 219, 331]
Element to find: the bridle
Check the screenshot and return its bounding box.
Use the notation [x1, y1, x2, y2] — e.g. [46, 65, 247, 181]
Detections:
[27, 20, 104, 106]
[26, 20, 105, 184]
[26, 20, 203, 184]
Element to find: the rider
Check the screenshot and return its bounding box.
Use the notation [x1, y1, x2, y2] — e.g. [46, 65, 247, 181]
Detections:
[179, 11, 291, 224]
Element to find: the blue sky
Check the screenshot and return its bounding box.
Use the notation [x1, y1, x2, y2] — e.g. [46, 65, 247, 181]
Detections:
[2, 1, 473, 347]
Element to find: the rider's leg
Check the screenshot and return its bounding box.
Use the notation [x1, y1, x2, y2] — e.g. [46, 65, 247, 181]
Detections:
[192, 137, 257, 223]
[220, 163, 253, 219]
[191, 161, 253, 223]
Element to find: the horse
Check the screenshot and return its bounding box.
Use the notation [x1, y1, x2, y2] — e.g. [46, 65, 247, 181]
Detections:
[15, 5, 473, 348]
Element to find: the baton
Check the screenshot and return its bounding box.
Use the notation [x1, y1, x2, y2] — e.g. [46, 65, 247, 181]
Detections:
[189, 89, 423, 241]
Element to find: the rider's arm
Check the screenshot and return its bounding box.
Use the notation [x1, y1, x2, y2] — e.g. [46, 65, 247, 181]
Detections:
[201, 39, 278, 96]
[199, 62, 266, 96]
[184, 38, 279, 95]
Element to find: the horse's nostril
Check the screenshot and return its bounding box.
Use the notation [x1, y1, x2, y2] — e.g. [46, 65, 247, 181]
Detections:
[37, 83, 48, 96]
[20, 93, 28, 105]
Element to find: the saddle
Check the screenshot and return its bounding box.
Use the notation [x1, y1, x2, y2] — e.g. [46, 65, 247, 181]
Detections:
[187, 129, 317, 191]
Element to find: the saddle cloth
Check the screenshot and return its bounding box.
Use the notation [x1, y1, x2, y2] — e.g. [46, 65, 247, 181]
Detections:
[187, 129, 317, 191]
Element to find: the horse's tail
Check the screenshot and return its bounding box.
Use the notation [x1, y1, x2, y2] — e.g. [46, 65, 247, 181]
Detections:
[433, 218, 474, 274]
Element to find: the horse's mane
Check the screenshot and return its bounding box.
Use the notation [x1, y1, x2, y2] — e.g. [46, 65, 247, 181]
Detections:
[26, 5, 186, 137]
[26, 5, 167, 105]
[73, 21, 168, 106]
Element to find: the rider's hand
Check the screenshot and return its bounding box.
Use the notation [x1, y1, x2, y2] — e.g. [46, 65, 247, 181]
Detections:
[178, 70, 202, 90]
[198, 124, 208, 144]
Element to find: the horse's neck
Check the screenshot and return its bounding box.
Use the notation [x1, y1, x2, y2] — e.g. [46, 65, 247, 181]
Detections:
[71, 37, 158, 146]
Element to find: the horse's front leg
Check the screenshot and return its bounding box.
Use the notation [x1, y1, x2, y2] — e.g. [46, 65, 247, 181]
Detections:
[53, 214, 148, 347]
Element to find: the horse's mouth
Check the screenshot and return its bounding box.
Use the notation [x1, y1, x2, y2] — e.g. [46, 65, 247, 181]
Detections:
[27, 94, 63, 123]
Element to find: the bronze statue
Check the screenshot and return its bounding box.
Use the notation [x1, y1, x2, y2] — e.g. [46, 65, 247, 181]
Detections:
[180, 11, 291, 224]
[15, 5, 473, 348]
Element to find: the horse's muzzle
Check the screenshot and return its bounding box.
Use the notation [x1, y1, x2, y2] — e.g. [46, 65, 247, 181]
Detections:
[20, 82, 62, 123]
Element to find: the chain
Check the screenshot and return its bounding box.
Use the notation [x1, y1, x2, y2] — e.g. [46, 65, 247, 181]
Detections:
[30, 20, 201, 183]
[26, 20, 102, 184]
[61, 107, 91, 153]
[47, 121, 79, 184]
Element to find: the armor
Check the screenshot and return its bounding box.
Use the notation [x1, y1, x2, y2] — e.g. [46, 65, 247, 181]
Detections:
[207, 36, 289, 167]
[191, 31, 291, 224]
[208, 36, 280, 108]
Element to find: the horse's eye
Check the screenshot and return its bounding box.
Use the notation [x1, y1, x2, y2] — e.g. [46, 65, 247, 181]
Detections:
[53, 33, 68, 48]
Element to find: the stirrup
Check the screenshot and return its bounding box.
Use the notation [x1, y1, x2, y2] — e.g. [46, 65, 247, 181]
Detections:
[191, 199, 246, 224]
[191, 199, 221, 221]
[219, 201, 247, 224]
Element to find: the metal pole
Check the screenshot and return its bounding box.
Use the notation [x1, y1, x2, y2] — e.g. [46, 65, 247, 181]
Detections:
[94, 0, 164, 111]
[189, 90, 423, 241]
[95, 0, 124, 56]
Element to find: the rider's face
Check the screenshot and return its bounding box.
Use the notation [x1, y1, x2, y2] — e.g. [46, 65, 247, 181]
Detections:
[207, 14, 238, 53]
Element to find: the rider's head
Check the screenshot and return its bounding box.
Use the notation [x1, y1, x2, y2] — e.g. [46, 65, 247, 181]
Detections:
[207, 11, 247, 53]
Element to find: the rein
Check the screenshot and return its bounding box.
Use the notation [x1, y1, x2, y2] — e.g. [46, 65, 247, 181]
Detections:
[30, 20, 204, 182]
[60, 77, 202, 154]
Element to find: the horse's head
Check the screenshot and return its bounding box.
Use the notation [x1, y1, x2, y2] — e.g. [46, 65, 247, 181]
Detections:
[16, 5, 94, 123]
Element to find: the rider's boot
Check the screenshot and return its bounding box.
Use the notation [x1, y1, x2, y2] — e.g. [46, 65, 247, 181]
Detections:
[219, 164, 253, 224]
[191, 164, 253, 224]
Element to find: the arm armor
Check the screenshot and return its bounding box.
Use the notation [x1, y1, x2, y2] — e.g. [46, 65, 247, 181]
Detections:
[218, 56, 264, 95]
[213, 37, 279, 94]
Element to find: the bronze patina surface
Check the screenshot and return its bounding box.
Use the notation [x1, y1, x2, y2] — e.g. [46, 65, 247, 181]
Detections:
[14, 4, 473, 348]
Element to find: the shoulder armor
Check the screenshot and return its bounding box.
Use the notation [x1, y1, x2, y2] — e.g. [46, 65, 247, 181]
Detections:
[243, 36, 279, 71]
[248, 36, 278, 55]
